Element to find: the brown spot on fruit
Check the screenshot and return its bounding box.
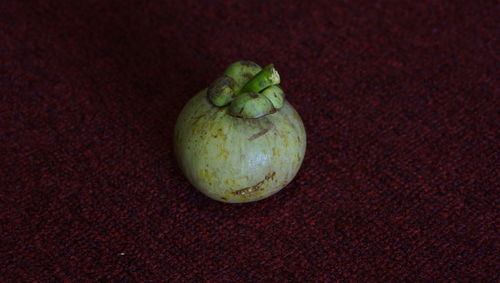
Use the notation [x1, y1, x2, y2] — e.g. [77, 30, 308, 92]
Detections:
[212, 128, 224, 139]
[248, 118, 274, 141]
[191, 113, 206, 125]
[249, 127, 270, 141]
[231, 172, 276, 196]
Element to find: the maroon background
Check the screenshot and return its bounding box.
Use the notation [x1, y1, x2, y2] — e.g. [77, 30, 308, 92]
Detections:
[1, 0, 498, 281]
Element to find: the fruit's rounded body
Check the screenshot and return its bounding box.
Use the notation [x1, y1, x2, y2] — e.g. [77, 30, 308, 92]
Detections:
[174, 90, 306, 203]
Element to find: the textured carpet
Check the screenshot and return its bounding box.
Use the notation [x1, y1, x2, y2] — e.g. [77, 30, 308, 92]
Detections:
[1, 0, 498, 281]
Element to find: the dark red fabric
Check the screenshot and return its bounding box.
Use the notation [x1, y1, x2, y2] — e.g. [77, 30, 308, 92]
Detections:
[1, 0, 498, 281]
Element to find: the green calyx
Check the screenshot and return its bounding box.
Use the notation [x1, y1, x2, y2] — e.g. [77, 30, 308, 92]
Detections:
[261, 85, 284, 109]
[207, 61, 285, 118]
[229, 92, 276, 119]
[239, 64, 280, 94]
[207, 76, 237, 107]
[224, 61, 262, 90]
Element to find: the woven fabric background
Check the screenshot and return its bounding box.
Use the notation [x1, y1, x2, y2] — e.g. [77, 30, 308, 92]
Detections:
[1, 0, 498, 281]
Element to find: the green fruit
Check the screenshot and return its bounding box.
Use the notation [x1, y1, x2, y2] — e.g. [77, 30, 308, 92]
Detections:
[174, 62, 306, 203]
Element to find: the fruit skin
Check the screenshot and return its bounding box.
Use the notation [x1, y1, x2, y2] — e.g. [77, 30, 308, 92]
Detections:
[174, 89, 306, 203]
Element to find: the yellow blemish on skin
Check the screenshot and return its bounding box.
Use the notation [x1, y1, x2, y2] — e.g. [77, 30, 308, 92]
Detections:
[272, 147, 280, 157]
[200, 169, 213, 182]
[212, 128, 226, 140]
[218, 147, 230, 160]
